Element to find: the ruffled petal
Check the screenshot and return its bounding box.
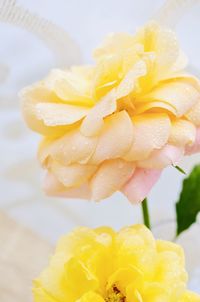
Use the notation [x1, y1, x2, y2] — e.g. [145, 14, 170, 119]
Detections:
[21, 85, 75, 136]
[38, 130, 97, 166]
[44, 173, 91, 199]
[138, 144, 184, 169]
[169, 119, 196, 147]
[116, 60, 147, 99]
[81, 89, 117, 136]
[50, 161, 97, 187]
[90, 159, 134, 201]
[90, 111, 134, 164]
[185, 127, 200, 155]
[124, 113, 171, 161]
[186, 100, 200, 126]
[35, 103, 89, 126]
[139, 80, 199, 117]
[45, 68, 94, 106]
[122, 168, 162, 203]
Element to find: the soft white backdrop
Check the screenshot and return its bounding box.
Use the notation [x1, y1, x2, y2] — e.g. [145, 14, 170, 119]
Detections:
[0, 0, 200, 280]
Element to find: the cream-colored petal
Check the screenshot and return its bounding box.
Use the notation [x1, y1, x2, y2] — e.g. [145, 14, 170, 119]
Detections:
[169, 119, 196, 146]
[93, 32, 137, 59]
[44, 172, 91, 199]
[38, 130, 97, 166]
[186, 100, 200, 126]
[90, 159, 134, 201]
[140, 81, 199, 117]
[45, 69, 94, 106]
[138, 144, 184, 169]
[124, 113, 171, 161]
[116, 60, 147, 99]
[90, 111, 134, 164]
[35, 103, 89, 126]
[135, 21, 179, 79]
[185, 127, 200, 155]
[50, 161, 96, 187]
[81, 89, 117, 136]
[21, 84, 73, 136]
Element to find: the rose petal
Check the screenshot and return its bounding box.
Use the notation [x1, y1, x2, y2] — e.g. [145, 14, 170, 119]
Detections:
[50, 161, 97, 187]
[139, 81, 199, 117]
[116, 60, 147, 99]
[35, 103, 89, 126]
[122, 168, 162, 203]
[90, 159, 134, 201]
[81, 89, 117, 136]
[38, 130, 97, 166]
[169, 119, 196, 147]
[186, 100, 200, 126]
[21, 85, 74, 136]
[124, 113, 171, 161]
[44, 172, 91, 199]
[90, 111, 134, 164]
[45, 68, 94, 106]
[185, 127, 200, 155]
[81, 61, 146, 137]
[138, 144, 184, 169]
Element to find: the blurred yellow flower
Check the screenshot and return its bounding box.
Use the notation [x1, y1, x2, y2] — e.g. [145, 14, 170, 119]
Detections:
[33, 225, 200, 302]
[21, 22, 200, 203]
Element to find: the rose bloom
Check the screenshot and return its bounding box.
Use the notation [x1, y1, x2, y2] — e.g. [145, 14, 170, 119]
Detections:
[33, 225, 200, 302]
[21, 22, 200, 203]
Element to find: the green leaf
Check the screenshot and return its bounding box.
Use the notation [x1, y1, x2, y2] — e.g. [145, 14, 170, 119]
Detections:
[176, 165, 200, 236]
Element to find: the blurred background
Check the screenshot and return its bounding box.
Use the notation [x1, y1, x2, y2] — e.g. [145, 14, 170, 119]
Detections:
[0, 0, 200, 300]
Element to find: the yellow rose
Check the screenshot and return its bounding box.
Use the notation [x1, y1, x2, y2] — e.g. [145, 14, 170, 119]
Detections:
[21, 22, 200, 203]
[33, 225, 200, 302]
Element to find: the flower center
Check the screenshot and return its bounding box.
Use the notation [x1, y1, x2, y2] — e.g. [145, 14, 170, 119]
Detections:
[105, 286, 126, 302]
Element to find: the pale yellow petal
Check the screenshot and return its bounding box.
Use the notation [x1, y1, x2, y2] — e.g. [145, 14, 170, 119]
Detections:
[90, 159, 134, 201]
[21, 85, 74, 136]
[124, 113, 171, 161]
[81, 89, 117, 136]
[44, 173, 91, 199]
[169, 119, 196, 146]
[38, 130, 97, 166]
[90, 111, 134, 164]
[45, 69, 94, 106]
[186, 100, 200, 126]
[140, 81, 199, 117]
[135, 21, 179, 79]
[116, 60, 146, 99]
[50, 161, 97, 187]
[35, 103, 89, 126]
[93, 32, 137, 59]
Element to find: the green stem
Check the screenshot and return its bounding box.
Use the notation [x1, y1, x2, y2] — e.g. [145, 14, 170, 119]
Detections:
[141, 198, 151, 229]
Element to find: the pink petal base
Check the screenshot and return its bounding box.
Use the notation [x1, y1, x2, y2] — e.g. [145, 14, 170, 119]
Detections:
[185, 127, 200, 155]
[121, 168, 162, 204]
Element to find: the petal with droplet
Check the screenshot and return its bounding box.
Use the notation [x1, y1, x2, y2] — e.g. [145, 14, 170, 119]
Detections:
[38, 130, 97, 166]
[90, 111, 134, 164]
[50, 161, 96, 187]
[124, 113, 171, 161]
[90, 159, 134, 201]
[169, 119, 196, 147]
